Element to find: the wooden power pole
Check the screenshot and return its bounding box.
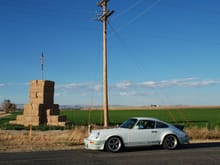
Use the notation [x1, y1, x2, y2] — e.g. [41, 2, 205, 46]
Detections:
[97, 0, 114, 128]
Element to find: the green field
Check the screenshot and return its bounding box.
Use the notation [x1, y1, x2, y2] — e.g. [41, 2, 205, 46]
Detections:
[1, 107, 220, 130]
[61, 107, 220, 129]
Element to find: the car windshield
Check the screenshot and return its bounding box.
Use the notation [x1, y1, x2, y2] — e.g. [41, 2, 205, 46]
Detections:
[119, 118, 138, 129]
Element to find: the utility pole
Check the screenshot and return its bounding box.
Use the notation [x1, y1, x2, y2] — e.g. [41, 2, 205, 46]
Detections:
[97, 0, 114, 128]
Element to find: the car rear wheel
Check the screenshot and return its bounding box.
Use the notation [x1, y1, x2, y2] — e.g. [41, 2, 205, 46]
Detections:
[105, 136, 123, 153]
[163, 135, 179, 150]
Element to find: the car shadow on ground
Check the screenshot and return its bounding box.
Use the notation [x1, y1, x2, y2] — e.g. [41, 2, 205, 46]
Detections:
[122, 142, 220, 152]
[184, 142, 220, 150]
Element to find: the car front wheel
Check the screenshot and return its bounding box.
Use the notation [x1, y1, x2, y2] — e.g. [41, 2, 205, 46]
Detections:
[105, 136, 123, 153]
[163, 135, 179, 150]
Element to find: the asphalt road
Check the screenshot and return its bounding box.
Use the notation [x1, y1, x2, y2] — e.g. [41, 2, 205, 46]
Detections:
[0, 142, 220, 165]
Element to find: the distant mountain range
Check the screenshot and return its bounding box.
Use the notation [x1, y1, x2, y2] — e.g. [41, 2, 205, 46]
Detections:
[16, 104, 84, 110]
[15, 104, 199, 110]
[15, 104, 133, 110]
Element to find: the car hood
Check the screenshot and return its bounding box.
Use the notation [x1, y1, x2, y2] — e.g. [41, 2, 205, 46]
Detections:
[92, 127, 124, 134]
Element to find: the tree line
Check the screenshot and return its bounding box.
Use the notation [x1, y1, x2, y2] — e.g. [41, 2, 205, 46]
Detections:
[0, 100, 16, 113]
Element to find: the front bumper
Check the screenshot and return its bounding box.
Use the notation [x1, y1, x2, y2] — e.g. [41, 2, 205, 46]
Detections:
[84, 138, 105, 150]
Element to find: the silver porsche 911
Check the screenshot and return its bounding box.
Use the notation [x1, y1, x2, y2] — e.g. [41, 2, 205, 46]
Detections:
[84, 117, 189, 152]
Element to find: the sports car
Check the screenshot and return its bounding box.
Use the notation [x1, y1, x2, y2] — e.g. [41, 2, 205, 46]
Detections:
[84, 117, 189, 152]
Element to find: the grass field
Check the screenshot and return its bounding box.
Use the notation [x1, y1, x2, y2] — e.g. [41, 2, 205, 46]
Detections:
[0, 107, 220, 130]
[61, 107, 220, 129]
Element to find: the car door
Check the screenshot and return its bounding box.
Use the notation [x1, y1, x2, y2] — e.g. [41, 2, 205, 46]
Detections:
[127, 120, 158, 147]
[153, 121, 170, 144]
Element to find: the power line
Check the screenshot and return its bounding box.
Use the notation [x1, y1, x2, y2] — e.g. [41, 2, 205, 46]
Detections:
[113, 0, 145, 19]
[109, 0, 160, 36]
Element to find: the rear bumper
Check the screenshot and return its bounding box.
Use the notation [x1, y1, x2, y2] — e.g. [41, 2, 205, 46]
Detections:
[179, 136, 190, 144]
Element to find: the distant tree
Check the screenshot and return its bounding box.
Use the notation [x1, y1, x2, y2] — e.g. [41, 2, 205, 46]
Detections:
[1, 100, 16, 113]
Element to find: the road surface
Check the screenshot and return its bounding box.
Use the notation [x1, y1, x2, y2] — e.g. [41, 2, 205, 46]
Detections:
[0, 142, 220, 165]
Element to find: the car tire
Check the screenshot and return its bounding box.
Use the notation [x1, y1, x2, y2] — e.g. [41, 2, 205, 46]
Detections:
[163, 134, 179, 150]
[105, 136, 123, 153]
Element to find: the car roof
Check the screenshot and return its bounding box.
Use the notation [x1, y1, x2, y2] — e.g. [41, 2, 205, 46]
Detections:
[131, 117, 172, 126]
[131, 117, 161, 121]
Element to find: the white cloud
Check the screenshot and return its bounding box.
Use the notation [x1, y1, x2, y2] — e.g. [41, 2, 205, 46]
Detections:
[139, 81, 158, 88]
[0, 83, 5, 87]
[51, 77, 220, 105]
[56, 82, 103, 94]
[119, 92, 130, 96]
[0, 82, 29, 87]
[138, 78, 220, 88]
[119, 91, 138, 96]
[119, 91, 146, 97]
[115, 81, 133, 89]
[89, 84, 102, 91]
[56, 78, 220, 95]
[57, 83, 83, 89]
[180, 80, 220, 87]
[1, 78, 218, 105]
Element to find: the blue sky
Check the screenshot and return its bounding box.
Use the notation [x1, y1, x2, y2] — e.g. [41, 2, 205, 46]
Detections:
[0, 0, 220, 106]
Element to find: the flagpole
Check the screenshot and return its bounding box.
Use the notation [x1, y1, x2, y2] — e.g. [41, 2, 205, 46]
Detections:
[41, 52, 44, 80]
[42, 67, 44, 80]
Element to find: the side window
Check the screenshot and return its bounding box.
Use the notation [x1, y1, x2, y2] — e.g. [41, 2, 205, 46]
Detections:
[137, 120, 155, 129]
[156, 121, 168, 128]
[137, 120, 146, 129]
[146, 120, 155, 129]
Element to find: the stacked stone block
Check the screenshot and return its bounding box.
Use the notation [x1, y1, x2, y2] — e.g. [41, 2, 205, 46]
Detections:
[10, 80, 66, 126]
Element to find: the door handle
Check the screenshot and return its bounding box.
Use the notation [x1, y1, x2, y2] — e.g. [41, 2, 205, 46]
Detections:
[152, 131, 157, 133]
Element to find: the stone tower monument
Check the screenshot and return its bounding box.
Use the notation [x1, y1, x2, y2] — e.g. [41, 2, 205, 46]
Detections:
[10, 80, 66, 126]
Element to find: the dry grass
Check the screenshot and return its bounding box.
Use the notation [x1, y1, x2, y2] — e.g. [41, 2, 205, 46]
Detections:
[0, 126, 88, 152]
[0, 126, 219, 152]
[185, 127, 220, 140]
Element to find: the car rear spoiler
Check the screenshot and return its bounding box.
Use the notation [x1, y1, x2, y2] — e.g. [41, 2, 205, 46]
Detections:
[174, 124, 184, 130]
